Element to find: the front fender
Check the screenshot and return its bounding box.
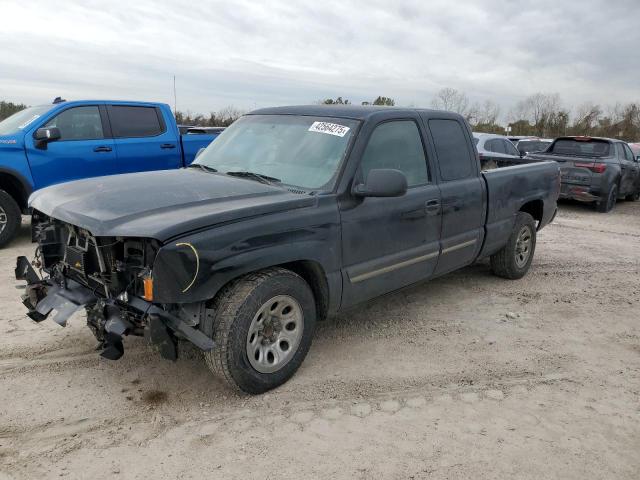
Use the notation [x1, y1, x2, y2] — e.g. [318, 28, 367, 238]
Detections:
[151, 199, 342, 306]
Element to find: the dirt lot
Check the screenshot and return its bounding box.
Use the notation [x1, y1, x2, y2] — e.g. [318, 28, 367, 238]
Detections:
[0, 201, 639, 479]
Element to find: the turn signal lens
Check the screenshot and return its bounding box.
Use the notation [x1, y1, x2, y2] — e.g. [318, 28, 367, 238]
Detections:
[143, 276, 154, 302]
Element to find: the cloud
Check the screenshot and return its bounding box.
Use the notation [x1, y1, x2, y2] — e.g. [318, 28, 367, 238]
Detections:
[0, 0, 638, 118]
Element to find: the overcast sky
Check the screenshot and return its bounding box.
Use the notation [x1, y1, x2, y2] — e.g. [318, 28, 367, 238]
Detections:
[1, 0, 638, 119]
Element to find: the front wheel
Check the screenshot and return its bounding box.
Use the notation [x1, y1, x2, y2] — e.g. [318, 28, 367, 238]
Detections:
[490, 212, 537, 280]
[201, 268, 316, 394]
[0, 190, 21, 248]
[625, 191, 640, 202]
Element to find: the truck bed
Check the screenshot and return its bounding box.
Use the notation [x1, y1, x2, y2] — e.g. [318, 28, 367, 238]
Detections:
[479, 161, 560, 258]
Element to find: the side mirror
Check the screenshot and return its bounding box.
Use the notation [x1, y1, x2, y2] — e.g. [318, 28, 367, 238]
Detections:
[34, 127, 61, 149]
[353, 168, 408, 198]
[195, 147, 206, 159]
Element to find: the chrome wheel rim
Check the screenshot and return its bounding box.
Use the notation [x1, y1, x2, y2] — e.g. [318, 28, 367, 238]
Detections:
[0, 206, 7, 234]
[515, 225, 532, 268]
[246, 295, 304, 374]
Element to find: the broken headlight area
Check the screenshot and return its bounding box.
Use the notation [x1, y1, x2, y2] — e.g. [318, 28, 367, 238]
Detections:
[15, 212, 214, 361]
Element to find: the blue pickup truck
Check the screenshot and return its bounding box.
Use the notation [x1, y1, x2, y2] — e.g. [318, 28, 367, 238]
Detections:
[0, 99, 220, 246]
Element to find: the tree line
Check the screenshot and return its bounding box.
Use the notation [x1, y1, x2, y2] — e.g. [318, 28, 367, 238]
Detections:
[2, 92, 639, 141]
[320, 90, 640, 141]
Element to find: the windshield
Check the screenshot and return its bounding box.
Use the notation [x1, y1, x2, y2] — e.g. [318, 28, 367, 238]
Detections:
[194, 114, 359, 190]
[550, 138, 611, 157]
[0, 105, 53, 136]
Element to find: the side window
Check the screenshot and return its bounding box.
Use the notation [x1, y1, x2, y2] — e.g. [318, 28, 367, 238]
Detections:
[429, 119, 474, 181]
[44, 106, 103, 141]
[109, 106, 163, 138]
[504, 140, 520, 156]
[615, 143, 626, 160]
[487, 139, 504, 154]
[623, 144, 635, 162]
[359, 120, 428, 187]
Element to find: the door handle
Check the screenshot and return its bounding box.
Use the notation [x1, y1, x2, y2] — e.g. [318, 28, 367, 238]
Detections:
[93, 146, 112, 152]
[425, 199, 440, 216]
[161, 143, 177, 149]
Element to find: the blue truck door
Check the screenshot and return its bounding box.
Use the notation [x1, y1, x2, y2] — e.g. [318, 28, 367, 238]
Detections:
[26, 105, 118, 188]
[425, 118, 485, 276]
[339, 119, 441, 308]
[107, 105, 182, 173]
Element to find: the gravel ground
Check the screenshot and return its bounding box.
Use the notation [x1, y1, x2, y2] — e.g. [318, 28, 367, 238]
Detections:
[0, 201, 639, 479]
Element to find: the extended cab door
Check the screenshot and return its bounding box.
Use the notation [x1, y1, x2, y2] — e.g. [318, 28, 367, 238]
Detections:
[339, 118, 441, 308]
[26, 105, 118, 188]
[423, 117, 485, 276]
[107, 105, 182, 173]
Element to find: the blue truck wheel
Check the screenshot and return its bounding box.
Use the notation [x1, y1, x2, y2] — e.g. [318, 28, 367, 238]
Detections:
[0, 190, 21, 248]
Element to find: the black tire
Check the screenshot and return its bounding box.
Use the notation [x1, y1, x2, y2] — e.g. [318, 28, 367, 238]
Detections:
[201, 267, 316, 394]
[596, 183, 618, 213]
[490, 212, 536, 280]
[0, 189, 21, 248]
[625, 191, 640, 202]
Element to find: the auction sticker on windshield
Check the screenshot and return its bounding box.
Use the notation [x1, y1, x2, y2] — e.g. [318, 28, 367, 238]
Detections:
[308, 121, 350, 137]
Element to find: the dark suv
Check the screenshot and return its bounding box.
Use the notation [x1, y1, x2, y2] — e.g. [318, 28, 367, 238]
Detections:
[528, 136, 640, 212]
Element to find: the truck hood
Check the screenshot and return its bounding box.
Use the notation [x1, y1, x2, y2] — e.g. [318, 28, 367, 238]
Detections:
[29, 169, 316, 242]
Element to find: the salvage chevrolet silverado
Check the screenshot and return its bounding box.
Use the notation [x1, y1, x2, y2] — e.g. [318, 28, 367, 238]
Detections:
[16, 106, 560, 394]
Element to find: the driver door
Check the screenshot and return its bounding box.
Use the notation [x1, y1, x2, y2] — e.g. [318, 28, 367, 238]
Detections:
[26, 105, 117, 188]
[339, 118, 441, 308]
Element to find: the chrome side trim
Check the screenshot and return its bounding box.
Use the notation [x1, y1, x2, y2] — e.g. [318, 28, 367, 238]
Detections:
[349, 251, 438, 284]
[441, 239, 476, 255]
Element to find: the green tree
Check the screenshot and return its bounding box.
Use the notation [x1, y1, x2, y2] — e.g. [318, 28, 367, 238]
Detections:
[372, 96, 395, 106]
[319, 97, 350, 105]
[0, 101, 28, 121]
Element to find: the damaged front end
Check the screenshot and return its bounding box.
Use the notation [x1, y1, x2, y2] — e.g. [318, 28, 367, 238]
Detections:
[15, 211, 214, 361]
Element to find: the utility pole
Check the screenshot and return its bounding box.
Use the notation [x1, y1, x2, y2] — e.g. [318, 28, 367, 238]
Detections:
[173, 75, 177, 116]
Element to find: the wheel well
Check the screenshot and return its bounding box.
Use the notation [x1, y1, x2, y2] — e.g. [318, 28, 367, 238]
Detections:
[279, 260, 330, 321]
[519, 199, 543, 225]
[0, 173, 29, 211]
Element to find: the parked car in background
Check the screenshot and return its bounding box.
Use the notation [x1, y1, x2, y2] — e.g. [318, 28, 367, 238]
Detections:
[507, 135, 534, 144]
[0, 99, 222, 247]
[16, 105, 560, 394]
[629, 142, 640, 160]
[178, 125, 226, 135]
[474, 132, 524, 169]
[527, 136, 640, 212]
[515, 138, 553, 156]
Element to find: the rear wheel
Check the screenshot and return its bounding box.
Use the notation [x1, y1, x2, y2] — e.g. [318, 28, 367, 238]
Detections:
[201, 268, 316, 394]
[490, 212, 536, 280]
[597, 183, 618, 213]
[0, 190, 21, 248]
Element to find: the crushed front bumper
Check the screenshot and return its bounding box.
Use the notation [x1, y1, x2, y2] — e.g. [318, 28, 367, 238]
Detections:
[15, 256, 214, 361]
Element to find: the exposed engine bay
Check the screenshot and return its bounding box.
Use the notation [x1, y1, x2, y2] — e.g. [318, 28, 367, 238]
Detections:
[15, 211, 214, 361]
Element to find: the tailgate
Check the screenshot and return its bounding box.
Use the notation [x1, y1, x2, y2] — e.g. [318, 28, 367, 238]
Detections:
[559, 160, 594, 186]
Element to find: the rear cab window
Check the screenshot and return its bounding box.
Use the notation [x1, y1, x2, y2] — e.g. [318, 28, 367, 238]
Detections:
[108, 105, 165, 138]
[550, 138, 612, 157]
[428, 119, 475, 181]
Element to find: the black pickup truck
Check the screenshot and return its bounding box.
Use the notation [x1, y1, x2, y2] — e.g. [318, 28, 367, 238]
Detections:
[16, 106, 560, 394]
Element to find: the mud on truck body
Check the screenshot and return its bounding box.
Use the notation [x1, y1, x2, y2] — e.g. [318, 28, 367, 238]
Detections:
[16, 105, 560, 394]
